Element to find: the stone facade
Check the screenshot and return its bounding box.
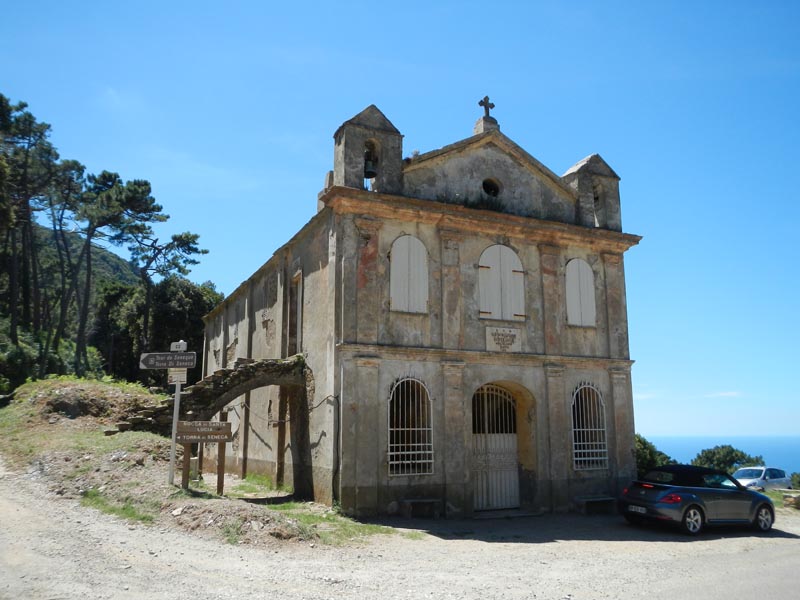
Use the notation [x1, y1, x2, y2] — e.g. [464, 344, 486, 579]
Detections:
[202, 102, 641, 516]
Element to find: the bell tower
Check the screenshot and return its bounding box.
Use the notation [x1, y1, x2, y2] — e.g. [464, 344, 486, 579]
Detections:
[563, 154, 622, 231]
[332, 105, 403, 194]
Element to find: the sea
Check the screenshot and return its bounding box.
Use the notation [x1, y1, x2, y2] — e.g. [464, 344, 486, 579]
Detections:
[647, 435, 800, 475]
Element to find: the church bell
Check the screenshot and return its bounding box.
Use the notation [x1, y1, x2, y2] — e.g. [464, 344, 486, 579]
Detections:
[364, 148, 378, 179]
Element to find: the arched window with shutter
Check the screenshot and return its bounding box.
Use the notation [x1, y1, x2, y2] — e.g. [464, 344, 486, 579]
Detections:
[478, 245, 525, 321]
[566, 258, 596, 327]
[390, 235, 428, 313]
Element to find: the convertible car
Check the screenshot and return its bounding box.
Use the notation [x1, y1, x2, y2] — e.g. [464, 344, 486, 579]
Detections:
[618, 464, 775, 535]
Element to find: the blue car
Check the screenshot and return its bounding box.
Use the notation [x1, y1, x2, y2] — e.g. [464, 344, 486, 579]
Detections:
[618, 464, 774, 535]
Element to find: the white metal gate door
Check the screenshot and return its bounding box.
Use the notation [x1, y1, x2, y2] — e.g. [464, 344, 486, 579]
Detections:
[472, 384, 519, 510]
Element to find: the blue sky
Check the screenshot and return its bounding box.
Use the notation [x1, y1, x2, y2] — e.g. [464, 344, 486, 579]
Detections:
[3, 1, 799, 437]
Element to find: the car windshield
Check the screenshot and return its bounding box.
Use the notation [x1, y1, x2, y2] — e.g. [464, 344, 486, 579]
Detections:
[734, 468, 764, 479]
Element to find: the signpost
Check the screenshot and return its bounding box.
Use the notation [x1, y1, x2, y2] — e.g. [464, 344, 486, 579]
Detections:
[140, 341, 230, 493]
[140, 340, 195, 486]
[176, 420, 232, 443]
[139, 352, 196, 369]
[168, 368, 187, 386]
[176, 420, 233, 493]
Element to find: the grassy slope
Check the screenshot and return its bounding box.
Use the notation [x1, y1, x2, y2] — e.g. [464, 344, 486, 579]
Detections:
[0, 377, 401, 545]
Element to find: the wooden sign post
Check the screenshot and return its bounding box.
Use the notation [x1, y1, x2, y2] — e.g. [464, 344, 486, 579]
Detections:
[139, 340, 197, 486]
[176, 418, 233, 494]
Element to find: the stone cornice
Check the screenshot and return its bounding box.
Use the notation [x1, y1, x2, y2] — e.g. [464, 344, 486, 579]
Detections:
[319, 186, 641, 254]
[354, 356, 381, 368]
[337, 342, 634, 370]
[354, 216, 383, 235]
[440, 360, 467, 372]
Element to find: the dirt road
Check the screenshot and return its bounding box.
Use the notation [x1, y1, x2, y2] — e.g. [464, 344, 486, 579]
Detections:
[2, 457, 799, 600]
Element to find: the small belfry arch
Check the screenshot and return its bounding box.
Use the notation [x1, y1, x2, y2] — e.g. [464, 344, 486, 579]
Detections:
[363, 139, 379, 189]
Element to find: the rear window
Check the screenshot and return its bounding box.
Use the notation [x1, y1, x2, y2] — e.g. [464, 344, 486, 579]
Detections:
[642, 470, 676, 484]
[642, 469, 704, 486]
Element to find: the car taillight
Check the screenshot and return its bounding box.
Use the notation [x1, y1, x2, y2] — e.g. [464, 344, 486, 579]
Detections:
[642, 483, 655, 488]
[622, 487, 629, 495]
[661, 493, 682, 504]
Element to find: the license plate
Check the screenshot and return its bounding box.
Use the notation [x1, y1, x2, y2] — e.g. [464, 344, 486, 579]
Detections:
[628, 505, 646, 514]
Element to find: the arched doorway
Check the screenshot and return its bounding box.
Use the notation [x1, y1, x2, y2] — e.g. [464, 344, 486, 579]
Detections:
[471, 384, 519, 510]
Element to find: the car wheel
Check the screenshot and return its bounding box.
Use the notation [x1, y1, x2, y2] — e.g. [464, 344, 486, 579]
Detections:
[681, 506, 704, 535]
[752, 504, 774, 532]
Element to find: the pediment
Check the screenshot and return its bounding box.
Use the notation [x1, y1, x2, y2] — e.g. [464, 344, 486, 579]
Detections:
[403, 129, 576, 200]
[334, 104, 401, 138]
[401, 130, 580, 223]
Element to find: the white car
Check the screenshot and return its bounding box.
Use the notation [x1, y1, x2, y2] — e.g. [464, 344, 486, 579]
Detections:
[733, 466, 792, 490]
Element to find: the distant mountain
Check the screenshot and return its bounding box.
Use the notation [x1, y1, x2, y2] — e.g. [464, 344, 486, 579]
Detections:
[33, 223, 140, 287]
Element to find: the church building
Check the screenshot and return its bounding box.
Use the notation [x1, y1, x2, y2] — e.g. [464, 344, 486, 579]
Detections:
[201, 99, 641, 516]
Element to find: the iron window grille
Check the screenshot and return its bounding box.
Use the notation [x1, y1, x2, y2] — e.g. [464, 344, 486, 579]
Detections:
[472, 384, 517, 435]
[571, 382, 609, 470]
[388, 378, 434, 476]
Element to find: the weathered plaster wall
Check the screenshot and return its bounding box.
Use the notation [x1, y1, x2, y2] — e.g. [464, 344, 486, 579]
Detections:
[294, 213, 337, 503]
[328, 187, 638, 516]
[336, 345, 634, 517]
[338, 210, 624, 362]
[202, 213, 337, 502]
[403, 143, 575, 223]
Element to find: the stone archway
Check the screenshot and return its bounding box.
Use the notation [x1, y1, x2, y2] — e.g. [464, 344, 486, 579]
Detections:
[470, 380, 537, 512]
[471, 383, 519, 510]
[181, 354, 315, 499]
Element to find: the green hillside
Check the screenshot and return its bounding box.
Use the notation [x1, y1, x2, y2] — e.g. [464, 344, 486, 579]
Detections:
[33, 223, 139, 287]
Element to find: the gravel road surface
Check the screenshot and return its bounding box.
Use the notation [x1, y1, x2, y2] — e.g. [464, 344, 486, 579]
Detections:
[2, 457, 799, 600]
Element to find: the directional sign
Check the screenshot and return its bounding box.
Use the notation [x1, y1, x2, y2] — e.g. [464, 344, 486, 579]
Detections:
[176, 421, 232, 443]
[139, 352, 196, 370]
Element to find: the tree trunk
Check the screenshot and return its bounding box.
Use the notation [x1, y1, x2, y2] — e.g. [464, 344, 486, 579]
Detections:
[141, 274, 153, 353]
[20, 218, 32, 330]
[74, 232, 94, 376]
[8, 228, 19, 345]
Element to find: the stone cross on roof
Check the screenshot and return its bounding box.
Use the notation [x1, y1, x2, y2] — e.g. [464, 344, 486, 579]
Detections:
[479, 95, 495, 118]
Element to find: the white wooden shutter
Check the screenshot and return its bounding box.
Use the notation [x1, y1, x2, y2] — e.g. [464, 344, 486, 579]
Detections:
[566, 260, 581, 325]
[390, 236, 410, 312]
[566, 259, 596, 326]
[479, 245, 501, 319]
[406, 236, 428, 313]
[577, 258, 595, 326]
[499, 246, 525, 321]
[391, 235, 428, 313]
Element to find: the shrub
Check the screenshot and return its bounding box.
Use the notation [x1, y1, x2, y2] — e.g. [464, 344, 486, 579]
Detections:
[691, 445, 763, 472]
[635, 434, 675, 477]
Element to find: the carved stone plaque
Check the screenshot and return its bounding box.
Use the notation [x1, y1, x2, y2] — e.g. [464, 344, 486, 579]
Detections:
[486, 327, 521, 353]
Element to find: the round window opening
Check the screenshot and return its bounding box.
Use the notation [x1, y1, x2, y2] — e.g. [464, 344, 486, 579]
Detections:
[482, 178, 501, 197]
